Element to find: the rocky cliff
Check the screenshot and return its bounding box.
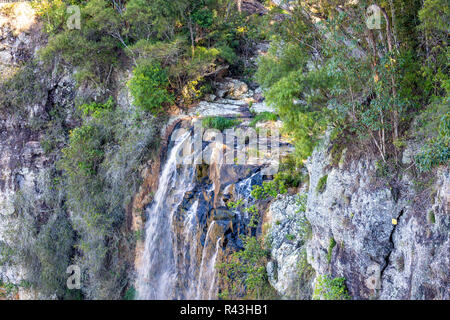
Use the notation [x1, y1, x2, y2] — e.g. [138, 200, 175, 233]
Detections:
[266, 133, 449, 300]
[0, 3, 157, 299]
[0, 5, 66, 297]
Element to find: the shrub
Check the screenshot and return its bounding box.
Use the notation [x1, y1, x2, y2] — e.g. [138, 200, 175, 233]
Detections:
[79, 97, 114, 118]
[295, 193, 308, 214]
[128, 61, 173, 114]
[217, 44, 238, 64]
[264, 69, 328, 163]
[37, 0, 122, 88]
[251, 179, 287, 200]
[276, 155, 305, 188]
[0, 241, 14, 266]
[60, 124, 106, 178]
[34, 214, 75, 297]
[327, 238, 336, 264]
[244, 205, 260, 228]
[428, 211, 436, 224]
[192, 7, 214, 28]
[316, 175, 328, 194]
[255, 41, 308, 90]
[0, 280, 18, 299]
[313, 275, 351, 300]
[124, 286, 136, 300]
[226, 198, 244, 210]
[249, 112, 278, 127]
[217, 236, 277, 300]
[31, 0, 67, 34]
[286, 234, 295, 241]
[5, 178, 75, 299]
[0, 61, 47, 114]
[202, 116, 240, 131]
[415, 112, 450, 172]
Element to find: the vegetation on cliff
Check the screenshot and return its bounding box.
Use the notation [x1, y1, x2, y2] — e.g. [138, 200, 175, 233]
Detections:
[256, 0, 449, 172]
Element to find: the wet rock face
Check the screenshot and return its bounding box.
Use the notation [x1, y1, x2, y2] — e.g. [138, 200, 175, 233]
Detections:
[175, 160, 263, 253]
[304, 136, 449, 300]
[153, 151, 265, 299]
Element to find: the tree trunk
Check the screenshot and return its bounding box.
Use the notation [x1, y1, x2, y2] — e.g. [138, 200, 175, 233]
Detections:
[381, 7, 399, 144]
[188, 17, 195, 57]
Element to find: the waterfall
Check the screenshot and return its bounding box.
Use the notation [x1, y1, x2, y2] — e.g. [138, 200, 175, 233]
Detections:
[207, 237, 222, 299]
[137, 131, 196, 300]
[195, 222, 222, 299]
[135, 112, 268, 300]
[136, 129, 222, 300]
[183, 199, 200, 299]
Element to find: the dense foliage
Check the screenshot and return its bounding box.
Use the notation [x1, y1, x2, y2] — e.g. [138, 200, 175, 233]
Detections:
[127, 62, 173, 113]
[313, 275, 351, 300]
[217, 236, 277, 300]
[57, 99, 160, 299]
[32, 0, 264, 107]
[256, 0, 449, 171]
[202, 116, 241, 131]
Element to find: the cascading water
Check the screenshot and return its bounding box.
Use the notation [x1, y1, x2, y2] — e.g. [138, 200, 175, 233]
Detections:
[195, 222, 222, 299]
[137, 131, 197, 300]
[207, 237, 222, 299]
[182, 199, 200, 299]
[136, 128, 224, 300]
